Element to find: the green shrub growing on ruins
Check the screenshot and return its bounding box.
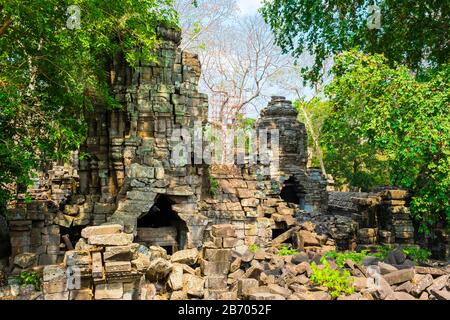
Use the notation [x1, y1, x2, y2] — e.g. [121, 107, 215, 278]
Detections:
[16, 271, 41, 291]
[323, 250, 371, 268]
[277, 245, 298, 256]
[208, 175, 219, 197]
[249, 244, 259, 253]
[310, 260, 355, 299]
[403, 247, 432, 263]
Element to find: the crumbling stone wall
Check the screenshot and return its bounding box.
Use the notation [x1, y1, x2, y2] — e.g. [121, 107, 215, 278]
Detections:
[5, 27, 329, 265]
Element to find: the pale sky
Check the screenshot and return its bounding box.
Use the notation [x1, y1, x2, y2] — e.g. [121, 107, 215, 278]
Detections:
[236, 0, 262, 15]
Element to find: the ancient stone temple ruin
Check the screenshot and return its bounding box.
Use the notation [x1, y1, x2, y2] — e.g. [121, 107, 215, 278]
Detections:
[1, 27, 449, 301]
[4, 27, 328, 265]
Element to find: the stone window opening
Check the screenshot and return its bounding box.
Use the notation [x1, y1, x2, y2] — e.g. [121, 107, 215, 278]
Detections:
[136, 195, 188, 255]
[280, 176, 306, 209]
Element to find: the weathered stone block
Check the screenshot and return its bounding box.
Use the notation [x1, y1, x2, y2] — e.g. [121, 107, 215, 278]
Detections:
[168, 264, 183, 291]
[44, 291, 70, 300]
[88, 233, 133, 246]
[69, 289, 93, 300]
[64, 250, 91, 266]
[222, 237, 237, 248]
[171, 248, 199, 265]
[105, 261, 132, 273]
[104, 245, 135, 261]
[211, 224, 235, 237]
[95, 283, 124, 300]
[383, 269, 415, 285]
[13, 252, 37, 268]
[81, 224, 123, 239]
[200, 259, 230, 276]
[203, 248, 231, 262]
[183, 273, 205, 298]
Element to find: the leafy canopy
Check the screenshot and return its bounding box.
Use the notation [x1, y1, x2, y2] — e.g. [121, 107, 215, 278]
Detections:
[260, 0, 450, 83]
[321, 50, 450, 232]
[0, 0, 178, 206]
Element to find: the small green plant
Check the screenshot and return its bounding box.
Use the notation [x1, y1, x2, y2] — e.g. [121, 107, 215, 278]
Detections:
[208, 175, 219, 196]
[402, 246, 432, 263]
[16, 271, 41, 291]
[323, 250, 371, 268]
[310, 260, 355, 299]
[372, 244, 391, 260]
[277, 244, 298, 256]
[249, 244, 260, 253]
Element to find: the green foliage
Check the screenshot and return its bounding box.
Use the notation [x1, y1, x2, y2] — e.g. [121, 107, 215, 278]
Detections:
[403, 247, 432, 263]
[323, 250, 371, 268]
[294, 98, 331, 168]
[277, 244, 298, 256]
[310, 260, 355, 299]
[0, 0, 178, 206]
[321, 50, 450, 231]
[261, 0, 449, 84]
[372, 245, 391, 260]
[249, 244, 259, 253]
[16, 271, 41, 291]
[208, 175, 219, 197]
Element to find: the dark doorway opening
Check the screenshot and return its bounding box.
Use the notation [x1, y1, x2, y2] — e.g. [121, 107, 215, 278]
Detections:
[137, 195, 188, 253]
[280, 176, 306, 209]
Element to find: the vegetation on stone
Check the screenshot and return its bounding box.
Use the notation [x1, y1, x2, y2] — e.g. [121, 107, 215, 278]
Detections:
[310, 259, 355, 299]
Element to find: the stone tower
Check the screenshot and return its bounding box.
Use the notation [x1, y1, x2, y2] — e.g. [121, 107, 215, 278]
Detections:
[256, 96, 327, 213]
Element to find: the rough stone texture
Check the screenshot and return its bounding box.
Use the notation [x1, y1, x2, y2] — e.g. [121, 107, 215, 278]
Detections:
[88, 233, 133, 246]
[171, 248, 199, 265]
[383, 269, 415, 285]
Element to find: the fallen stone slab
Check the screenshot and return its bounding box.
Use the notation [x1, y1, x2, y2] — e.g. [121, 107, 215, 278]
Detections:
[14, 253, 37, 269]
[147, 258, 173, 280]
[267, 284, 291, 298]
[63, 250, 91, 266]
[104, 261, 132, 273]
[104, 245, 136, 261]
[383, 269, 415, 285]
[81, 224, 123, 239]
[184, 273, 205, 298]
[430, 288, 450, 300]
[386, 292, 416, 300]
[378, 262, 398, 275]
[248, 292, 286, 300]
[426, 275, 450, 294]
[410, 274, 433, 296]
[95, 283, 123, 300]
[414, 266, 448, 276]
[88, 233, 133, 246]
[171, 248, 199, 265]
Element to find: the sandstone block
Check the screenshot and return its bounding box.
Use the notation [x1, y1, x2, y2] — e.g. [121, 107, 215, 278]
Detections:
[171, 248, 199, 265]
[88, 233, 133, 246]
[383, 269, 415, 285]
[105, 261, 132, 273]
[81, 224, 123, 239]
[95, 283, 123, 300]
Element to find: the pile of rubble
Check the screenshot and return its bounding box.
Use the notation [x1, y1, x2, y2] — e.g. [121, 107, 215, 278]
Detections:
[1, 222, 449, 300]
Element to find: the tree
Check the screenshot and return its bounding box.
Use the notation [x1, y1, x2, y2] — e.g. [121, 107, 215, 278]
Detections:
[201, 14, 291, 124]
[321, 50, 450, 231]
[294, 98, 330, 175]
[261, 0, 450, 84]
[174, 0, 238, 52]
[0, 0, 177, 206]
